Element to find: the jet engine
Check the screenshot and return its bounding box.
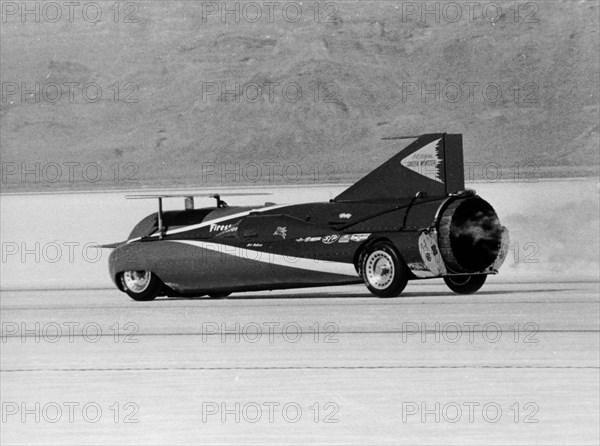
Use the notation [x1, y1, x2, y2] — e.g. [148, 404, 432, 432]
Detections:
[437, 195, 506, 273]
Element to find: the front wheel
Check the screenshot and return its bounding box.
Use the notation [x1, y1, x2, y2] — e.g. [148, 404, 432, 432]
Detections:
[360, 242, 409, 297]
[443, 274, 487, 294]
[120, 271, 163, 301]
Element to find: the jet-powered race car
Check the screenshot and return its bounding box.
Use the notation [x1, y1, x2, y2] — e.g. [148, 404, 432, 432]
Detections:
[104, 133, 509, 301]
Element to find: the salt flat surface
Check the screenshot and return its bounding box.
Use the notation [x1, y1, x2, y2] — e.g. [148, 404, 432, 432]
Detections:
[1, 282, 598, 445]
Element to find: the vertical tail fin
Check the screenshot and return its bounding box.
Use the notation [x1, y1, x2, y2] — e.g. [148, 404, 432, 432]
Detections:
[334, 133, 464, 202]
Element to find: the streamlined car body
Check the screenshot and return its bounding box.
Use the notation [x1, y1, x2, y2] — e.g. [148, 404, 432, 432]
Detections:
[105, 133, 509, 300]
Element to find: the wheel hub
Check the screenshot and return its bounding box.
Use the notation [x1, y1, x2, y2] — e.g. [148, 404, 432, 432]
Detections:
[366, 251, 395, 289]
[123, 270, 151, 293]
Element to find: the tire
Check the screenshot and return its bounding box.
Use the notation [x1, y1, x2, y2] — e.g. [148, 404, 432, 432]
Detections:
[443, 274, 487, 294]
[209, 292, 231, 298]
[360, 242, 409, 297]
[120, 271, 163, 301]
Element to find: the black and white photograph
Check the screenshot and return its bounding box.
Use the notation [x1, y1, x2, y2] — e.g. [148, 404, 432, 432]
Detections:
[1, 0, 599, 444]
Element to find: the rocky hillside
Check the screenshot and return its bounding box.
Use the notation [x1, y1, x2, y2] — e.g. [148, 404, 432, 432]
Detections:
[1, 0, 598, 191]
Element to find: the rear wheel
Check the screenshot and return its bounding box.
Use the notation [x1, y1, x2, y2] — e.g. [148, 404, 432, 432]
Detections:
[361, 242, 409, 297]
[120, 271, 163, 301]
[443, 274, 487, 294]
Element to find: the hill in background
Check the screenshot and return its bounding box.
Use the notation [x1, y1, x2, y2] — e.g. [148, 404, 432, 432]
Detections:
[1, 0, 598, 191]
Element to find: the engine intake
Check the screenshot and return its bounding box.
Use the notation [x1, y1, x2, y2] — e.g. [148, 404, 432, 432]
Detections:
[438, 196, 504, 273]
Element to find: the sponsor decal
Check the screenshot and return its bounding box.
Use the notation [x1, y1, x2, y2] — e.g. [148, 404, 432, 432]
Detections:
[246, 243, 263, 247]
[322, 235, 340, 244]
[338, 234, 351, 243]
[216, 224, 238, 236]
[339, 213, 352, 219]
[296, 237, 322, 243]
[273, 226, 287, 239]
[350, 233, 371, 242]
[400, 138, 444, 183]
[210, 223, 233, 233]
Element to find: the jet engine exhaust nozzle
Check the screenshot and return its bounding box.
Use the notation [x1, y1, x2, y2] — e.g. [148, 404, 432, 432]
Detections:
[438, 196, 504, 273]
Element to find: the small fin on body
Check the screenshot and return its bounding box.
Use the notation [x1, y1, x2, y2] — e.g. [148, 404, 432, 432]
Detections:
[99, 241, 126, 249]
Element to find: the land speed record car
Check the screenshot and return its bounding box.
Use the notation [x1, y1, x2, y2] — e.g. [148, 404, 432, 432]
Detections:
[103, 133, 509, 300]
